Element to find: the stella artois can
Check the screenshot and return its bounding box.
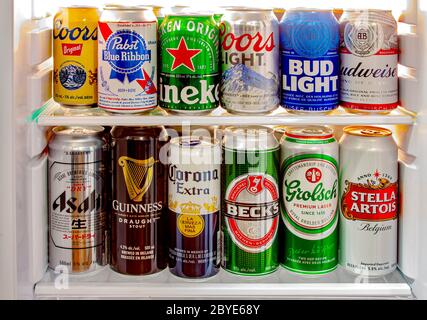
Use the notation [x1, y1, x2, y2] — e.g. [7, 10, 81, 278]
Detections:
[222, 126, 280, 276]
[339, 126, 398, 276]
[168, 137, 221, 278]
[280, 126, 339, 274]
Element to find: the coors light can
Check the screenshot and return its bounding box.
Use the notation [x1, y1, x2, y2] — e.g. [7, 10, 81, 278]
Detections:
[339, 126, 398, 277]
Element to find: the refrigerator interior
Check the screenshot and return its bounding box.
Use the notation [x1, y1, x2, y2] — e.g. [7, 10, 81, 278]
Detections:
[1, 0, 427, 299]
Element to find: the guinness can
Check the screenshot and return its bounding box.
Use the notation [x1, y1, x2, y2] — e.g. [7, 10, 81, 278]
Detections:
[111, 126, 168, 275]
[168, 137, 221, 278]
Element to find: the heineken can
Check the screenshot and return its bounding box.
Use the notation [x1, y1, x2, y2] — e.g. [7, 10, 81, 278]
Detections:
[159, 13, 220, 114]
[280, 126, 339, 274]
[222, 126, 280, 276]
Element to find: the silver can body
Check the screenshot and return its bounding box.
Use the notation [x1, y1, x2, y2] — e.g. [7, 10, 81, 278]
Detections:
[48, 126, 108, 274]
[339, 126, 398, 277]
[220, 9, 280, 114]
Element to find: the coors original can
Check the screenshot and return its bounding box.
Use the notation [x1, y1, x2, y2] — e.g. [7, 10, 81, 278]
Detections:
[340, 10, 399, 114]
[339, 126, 398, 276]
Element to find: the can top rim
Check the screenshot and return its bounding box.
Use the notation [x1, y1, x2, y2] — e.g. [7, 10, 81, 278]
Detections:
[224, 126, 274, 136]
[223, 6, 274, 12]
[103, 4, 152, 11]
[343, 9, 393, 13]
[60, 6, 98, 10]
[344, 126, 392, 137]
[171, 136, 220, 148]
[285, 126, 335, 140]
[53, 126, 104, 136]
[166, 12, 214, 17]
[286, 7, 333, 13]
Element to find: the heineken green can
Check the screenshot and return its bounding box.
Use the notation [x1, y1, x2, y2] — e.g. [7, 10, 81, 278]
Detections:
[280, 126, 339, 274]
[159, 13, 220, 114]
[222, 126, 280, 276]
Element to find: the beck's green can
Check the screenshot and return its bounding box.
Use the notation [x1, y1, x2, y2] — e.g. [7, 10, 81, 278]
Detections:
[222, 126, 280, 276]
[159, 14, 220, 113]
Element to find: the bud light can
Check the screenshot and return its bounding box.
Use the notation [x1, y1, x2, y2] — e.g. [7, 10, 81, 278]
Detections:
[220, 8, 280, 115]
[280, 9, 340, 114]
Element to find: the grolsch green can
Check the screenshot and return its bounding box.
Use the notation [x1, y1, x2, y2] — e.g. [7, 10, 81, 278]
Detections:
[222, 126, 280, 276]
[159, 13, 220, 114]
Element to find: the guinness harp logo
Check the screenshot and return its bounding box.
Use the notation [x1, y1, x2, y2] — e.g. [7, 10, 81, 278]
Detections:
[119, 156, 157, 202]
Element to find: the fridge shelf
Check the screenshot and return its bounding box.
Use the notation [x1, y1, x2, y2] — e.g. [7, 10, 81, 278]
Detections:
[35, 267, 412, 299]
[31, 100, 415, 127]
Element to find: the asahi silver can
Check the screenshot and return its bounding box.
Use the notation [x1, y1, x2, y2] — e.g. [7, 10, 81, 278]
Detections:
[339, 126, 398, 277]
[340, 10, 399, 114]
[220, 8, 280, 114]
[48, 126, 108, 274]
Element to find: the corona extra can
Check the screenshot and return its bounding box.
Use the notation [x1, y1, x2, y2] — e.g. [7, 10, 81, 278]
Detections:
[53, 6, 99, 107]
[280, 126, 339, 274]
[222, 126, 280, 276]
[339, 126, 398, 276]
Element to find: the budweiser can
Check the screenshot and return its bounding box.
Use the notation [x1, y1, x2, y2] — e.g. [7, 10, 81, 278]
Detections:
[48, 126, 108, 273]
[339, 126, 398, 276]
[168, 137, 221, 279]
[220, 8, 280, 114]
[340, 10, 399, 113]
[280, 126, 339, 274]
[98, 6, 158, 114]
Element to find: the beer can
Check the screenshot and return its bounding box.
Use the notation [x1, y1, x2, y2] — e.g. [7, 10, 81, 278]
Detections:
[339, 126, 398, 276]
[168, 137, 221, 278]
[222, 126, 280, 275]
[280, 8, 340, 114]
[159, 13, 220, 114]
[220, 8, 280, 114]
[48, 126, 108, 273]
[340, 10, 399, 114]
[111, 126, 169, 275]
[280, 126, 339, 274]
[53, 6, 99, 107]
[98, 6, 158, 114]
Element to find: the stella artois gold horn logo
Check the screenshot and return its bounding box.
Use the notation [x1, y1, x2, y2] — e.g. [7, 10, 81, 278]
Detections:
[118, 156, 157, 202]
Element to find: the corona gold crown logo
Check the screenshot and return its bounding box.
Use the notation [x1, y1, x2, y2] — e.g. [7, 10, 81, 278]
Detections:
[180, 202, 202, 215]
[119, 156, 157, 202]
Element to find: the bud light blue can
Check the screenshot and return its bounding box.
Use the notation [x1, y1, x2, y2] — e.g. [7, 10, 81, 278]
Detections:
[280, 9, 339, 114]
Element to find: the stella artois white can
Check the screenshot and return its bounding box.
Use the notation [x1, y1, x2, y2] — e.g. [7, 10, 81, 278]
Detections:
[339, 126, 398, 277]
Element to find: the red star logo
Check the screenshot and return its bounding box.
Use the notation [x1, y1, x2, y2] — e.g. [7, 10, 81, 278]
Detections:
[166, 37, 201, 72]
[374, 170, 381, 179]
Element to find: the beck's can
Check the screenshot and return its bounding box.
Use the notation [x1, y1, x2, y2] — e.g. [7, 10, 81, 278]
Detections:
[168, 137, 221, 278]
[280, 9, 340, 114]
[222, 126, 280, 275]
[220, 8, 280, 114]
[280, 126, 339, 274]
[339, 126, 398, 276]
[340, 10, 399, 113]
[98, 6, 158, 114]
[48, 126, 108, 273]
[53, 7, 99, 107]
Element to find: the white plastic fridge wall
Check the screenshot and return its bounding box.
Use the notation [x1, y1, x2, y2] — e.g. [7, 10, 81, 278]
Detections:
[1, 0, 426, 299]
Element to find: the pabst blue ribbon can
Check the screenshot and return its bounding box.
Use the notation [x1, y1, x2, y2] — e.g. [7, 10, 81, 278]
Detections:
[339, 126, 398, 276]
[98, 6, 158, 113]
[220, 8, 280, 114]
[280, 9, 340, 114]
[340, 10, 399, 113]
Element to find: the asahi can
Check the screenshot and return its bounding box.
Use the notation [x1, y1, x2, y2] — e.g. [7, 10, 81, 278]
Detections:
[340, 10, 399, 113]
[159, 13, 220, 114]
[48, 126, 108, 273]
[220, 8, 280, 114]
[98, 6, 158, 113]
[111, 126, 168, 275]
[280, 126, 339, 274]
[222, 126, 280, 275]
[339, 126, 398, 276]
[53, 7, 99, 107]
[168, 137, 221, 278]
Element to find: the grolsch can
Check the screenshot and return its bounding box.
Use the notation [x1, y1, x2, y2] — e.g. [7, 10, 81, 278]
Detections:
[98, 6, 158, 113]
[280, 126, 339, 274]
[220, 8, 280, 114]
[339, 126, 398, 276]
[48, 126, 108, 273]
[280, 9, 340, 114]
[340, 10, 399, 114]
[53, 7, 99, 107]
[222, 126, 280, 275]
[168, 137, 221, 278]
[111, 126, 168, 275]
[159, 13, 220, 114]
